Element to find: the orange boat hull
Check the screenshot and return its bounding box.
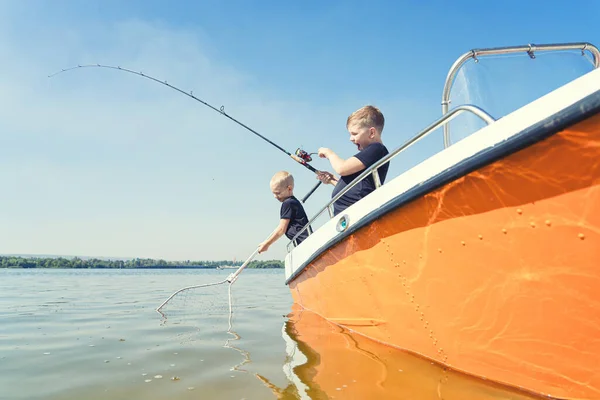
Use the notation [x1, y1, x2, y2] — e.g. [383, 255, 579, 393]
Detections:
[288, 114, 600, 399]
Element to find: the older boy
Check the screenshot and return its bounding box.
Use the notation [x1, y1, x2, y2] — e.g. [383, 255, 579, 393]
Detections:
[316, 105, 389, 215]
[258, 171, 310, 253]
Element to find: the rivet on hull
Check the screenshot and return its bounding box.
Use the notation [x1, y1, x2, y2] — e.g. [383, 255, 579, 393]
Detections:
[517, 208, 523, 215]
[545, 220, 551, 226]
[579, 233, 585, 240]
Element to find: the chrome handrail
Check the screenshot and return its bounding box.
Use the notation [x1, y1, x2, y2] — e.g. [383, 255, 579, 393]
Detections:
[441, 42, 600, 148]
[286, 104, 496, 252]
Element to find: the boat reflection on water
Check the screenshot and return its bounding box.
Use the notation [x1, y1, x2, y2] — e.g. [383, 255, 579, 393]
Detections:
[257, 304, 551, 400]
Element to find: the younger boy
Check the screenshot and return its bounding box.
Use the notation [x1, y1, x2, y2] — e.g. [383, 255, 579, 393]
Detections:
[258, 171, 310, 253]
[316, 105, 389, 215]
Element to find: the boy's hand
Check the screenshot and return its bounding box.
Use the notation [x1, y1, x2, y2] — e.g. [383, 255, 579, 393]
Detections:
[258, 242, 270, 253]
[318, 147, 332, 159]
[316, 171, 337, 185]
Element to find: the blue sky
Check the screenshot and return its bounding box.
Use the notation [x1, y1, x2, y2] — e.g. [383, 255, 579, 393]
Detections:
[1, 1, 599, 261]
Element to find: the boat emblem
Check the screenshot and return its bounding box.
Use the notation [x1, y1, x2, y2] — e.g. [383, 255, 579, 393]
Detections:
[336, 214, 349, 232]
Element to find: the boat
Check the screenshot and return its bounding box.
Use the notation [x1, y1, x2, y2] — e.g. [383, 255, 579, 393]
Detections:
[282, 42, 600, 399]
[217, 258, 239, 270]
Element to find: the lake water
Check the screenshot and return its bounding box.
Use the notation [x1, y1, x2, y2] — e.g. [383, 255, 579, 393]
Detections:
[0, 268, 549, 399]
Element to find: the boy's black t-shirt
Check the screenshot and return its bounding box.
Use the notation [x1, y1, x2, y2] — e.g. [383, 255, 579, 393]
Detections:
[331, 142, 389, 215]
[280, 196, 310, 243]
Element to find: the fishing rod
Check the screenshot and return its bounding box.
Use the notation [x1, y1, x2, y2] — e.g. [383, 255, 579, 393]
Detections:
[48, 64, 322, 203]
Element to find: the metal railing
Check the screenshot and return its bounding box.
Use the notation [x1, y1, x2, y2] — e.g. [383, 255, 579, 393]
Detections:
[441, 42, 600, 148]
[286, 104, 496, 251]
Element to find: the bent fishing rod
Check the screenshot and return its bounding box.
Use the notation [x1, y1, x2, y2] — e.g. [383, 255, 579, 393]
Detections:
[48, 64, 322, 203]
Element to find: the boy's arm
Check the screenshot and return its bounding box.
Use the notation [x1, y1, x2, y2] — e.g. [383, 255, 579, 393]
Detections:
[258, 219, 290, 253]
[318, 148, 365, 176]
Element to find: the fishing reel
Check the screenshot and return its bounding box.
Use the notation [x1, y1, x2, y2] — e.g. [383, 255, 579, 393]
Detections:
[295, 148, 314, 163]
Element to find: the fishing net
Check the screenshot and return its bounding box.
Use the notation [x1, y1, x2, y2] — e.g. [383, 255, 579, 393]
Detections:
[155, 249, 258, 344]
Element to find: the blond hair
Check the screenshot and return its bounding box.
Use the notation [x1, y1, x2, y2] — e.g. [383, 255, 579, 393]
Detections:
[270, 170, 294, 189]
[347, 105, 385, 134]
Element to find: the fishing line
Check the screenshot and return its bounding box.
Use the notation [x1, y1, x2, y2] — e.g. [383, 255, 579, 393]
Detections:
[48, 64, 322, 202]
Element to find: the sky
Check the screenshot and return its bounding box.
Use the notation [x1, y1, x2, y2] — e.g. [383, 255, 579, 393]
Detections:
[1, 0, 599, 262]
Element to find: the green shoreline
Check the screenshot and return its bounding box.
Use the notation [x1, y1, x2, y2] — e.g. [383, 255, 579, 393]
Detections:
[0, 256, 283, 269]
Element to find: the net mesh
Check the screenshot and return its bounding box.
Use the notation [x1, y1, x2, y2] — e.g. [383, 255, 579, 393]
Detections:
[157, 281, 236, 344]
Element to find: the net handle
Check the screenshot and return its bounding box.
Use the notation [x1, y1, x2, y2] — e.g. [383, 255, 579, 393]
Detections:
[226, 248, 260, 284]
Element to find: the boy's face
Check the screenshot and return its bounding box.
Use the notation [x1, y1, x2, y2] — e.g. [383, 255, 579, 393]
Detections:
[270, 182, 292, 202]
[347, 123, 377, 151]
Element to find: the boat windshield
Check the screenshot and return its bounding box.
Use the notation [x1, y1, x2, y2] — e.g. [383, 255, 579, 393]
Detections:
[446, 49, 596, 144]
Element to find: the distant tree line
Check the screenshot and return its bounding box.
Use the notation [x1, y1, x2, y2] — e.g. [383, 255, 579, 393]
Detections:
[0, 256, 283, 269]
